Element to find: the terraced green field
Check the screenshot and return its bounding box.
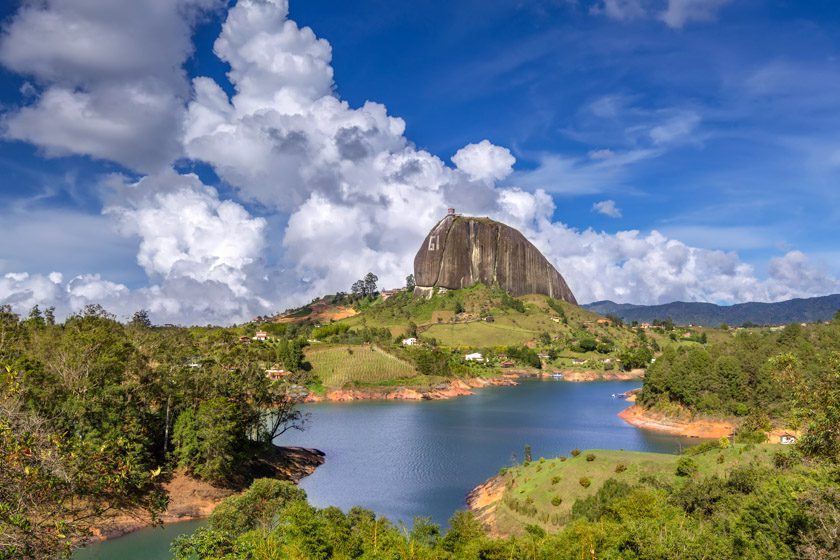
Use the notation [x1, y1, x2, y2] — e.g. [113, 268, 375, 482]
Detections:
[306, 344, 418, 388]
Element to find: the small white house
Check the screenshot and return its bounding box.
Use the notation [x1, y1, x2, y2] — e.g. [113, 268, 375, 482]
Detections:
[465, 352, 484, 362]
[779, 433, 797, 445]
[252, 330, 270, 341]
[401, 337, 418, 346]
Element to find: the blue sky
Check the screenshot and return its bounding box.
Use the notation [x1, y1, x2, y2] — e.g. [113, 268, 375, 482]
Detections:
[1, 0, 839, 323]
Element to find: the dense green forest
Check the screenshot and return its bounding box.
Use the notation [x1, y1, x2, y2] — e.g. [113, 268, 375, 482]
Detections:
[0, 305, 311, 559]
[639, 314, 840, 458]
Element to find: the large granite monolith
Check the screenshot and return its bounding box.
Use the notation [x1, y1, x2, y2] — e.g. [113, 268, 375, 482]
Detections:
[413, 215, 577, 304]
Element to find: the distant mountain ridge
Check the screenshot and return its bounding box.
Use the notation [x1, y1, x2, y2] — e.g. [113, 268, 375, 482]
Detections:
[583, 294, 840, 327]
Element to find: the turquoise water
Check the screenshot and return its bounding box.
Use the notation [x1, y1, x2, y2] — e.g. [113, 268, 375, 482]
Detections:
[75, 379, 695, 559]
[73, 519, 204, 560]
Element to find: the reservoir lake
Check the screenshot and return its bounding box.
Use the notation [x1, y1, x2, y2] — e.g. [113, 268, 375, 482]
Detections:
[75, 379, 697, 559]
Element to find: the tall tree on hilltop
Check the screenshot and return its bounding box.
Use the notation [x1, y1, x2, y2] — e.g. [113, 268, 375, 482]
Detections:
[351, 280, 365, 298]
[363, 272, 379, 296]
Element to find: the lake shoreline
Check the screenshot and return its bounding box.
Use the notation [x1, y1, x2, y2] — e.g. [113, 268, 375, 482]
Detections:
[86, 446, 325, 544]
[304, 368, 644, 403]
[465, 474, 508, 538]
[618, 404, 736, 439]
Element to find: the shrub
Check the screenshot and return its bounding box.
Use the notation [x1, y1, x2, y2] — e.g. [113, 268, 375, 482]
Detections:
[585, 453, 596, 462]
[499, 467, 508, 476]
[727, 466, 763, 494]
[579, 477, 591, 488]
[558, 456, 567, 462]
[735, 429, 767, 445]
[210, 479, 306, 534]
[551, 496, 562, 506]
[311, 322, 352, 340]
[685, 440, 719, 456]
[551, 476, 561, 485]
[571, 449, 581, 457]
[716, 454, 725, 464]
[773, 450, 797, 469]
[614, 464, 627, 473]
[571, 479, 631, 521]
[675, 457, 698, 477]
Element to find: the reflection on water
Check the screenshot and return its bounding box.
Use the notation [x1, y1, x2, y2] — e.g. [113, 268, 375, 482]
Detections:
[75, 379, 696, 559]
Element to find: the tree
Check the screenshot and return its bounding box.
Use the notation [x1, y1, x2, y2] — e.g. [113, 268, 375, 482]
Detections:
[619, 346, 653, 370]
[209, 479, 307, 534]
[275, 338, 307, 371]
[578, 337, 598, 352]
[1, 367, 166, 559]
[44, 307, 55, 326]
[173, 398, 242, 483]
[405, 274, 415, 291]
[363, 272, 379, 296]
[26, 305, 45, 328]
[129, 309, 153, 329]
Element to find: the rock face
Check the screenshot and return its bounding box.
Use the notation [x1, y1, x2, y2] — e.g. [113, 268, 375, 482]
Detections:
[413, 215, 577, 303]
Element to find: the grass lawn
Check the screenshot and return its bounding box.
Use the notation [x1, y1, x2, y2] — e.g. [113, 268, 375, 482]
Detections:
[423, 321, 535, 347]
[492, 444, 776, 535]
[306, 344, 418, 388]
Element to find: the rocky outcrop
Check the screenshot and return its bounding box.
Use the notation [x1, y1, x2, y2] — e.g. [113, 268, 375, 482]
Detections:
[413, 215, 576, 303]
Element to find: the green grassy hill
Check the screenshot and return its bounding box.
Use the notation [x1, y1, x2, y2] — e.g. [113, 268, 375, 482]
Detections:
[269, 283, 741, 391]
[481, 442, 775, 536]
[346, 284, 643, 351]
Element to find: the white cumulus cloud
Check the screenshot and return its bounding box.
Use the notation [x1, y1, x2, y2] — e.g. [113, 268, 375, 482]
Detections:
[104, 171, 267, 297]
[0, 0, 224, 172]
[452, 140, 516, 182]
[592, 199, 622, 218]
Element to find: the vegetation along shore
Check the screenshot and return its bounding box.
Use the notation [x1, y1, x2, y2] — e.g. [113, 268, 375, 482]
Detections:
[2, 277, 839, 558]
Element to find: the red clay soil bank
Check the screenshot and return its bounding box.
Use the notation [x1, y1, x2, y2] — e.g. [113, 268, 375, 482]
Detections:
[618, 405, 735, 439]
